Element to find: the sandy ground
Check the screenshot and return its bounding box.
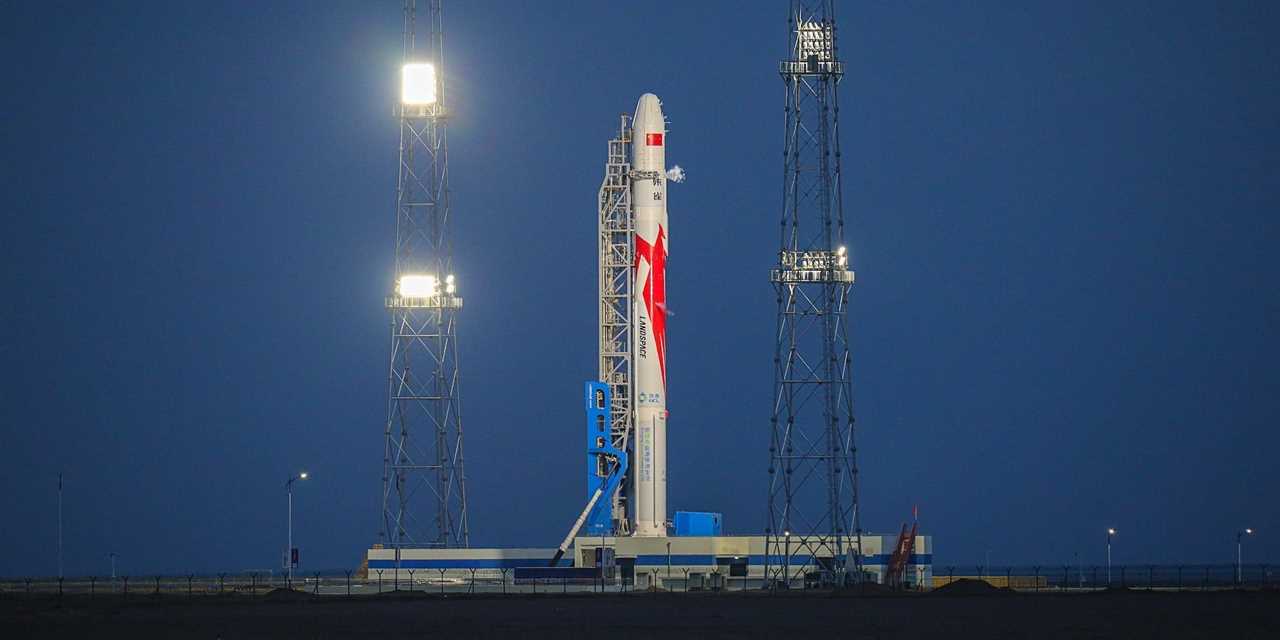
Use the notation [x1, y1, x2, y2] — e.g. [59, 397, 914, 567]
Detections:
[4, 589, 1278, 639]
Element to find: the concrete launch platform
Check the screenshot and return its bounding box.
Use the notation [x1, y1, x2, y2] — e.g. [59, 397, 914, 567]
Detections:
[367, 533, 931, 589]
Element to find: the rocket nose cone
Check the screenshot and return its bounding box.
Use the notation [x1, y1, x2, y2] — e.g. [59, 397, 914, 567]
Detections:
[633, 93, 664, 133]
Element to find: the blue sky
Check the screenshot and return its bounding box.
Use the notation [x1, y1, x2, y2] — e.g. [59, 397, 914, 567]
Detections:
[1, 1, 1277, 575]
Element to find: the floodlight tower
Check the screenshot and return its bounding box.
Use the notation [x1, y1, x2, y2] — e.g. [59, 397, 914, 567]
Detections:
[764, 0, 861, 587]
[380, 0, 470, 550]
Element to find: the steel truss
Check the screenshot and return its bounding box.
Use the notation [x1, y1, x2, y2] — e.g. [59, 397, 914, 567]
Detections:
[598, 115, 635, 534]
[765, 0, 862, 587]
[380, 0, 470, 551]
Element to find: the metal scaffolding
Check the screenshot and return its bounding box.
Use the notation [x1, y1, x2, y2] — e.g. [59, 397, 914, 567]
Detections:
[598, 115, 635, 535]
[764, 0, 862, 587]
[380, 0, 470, 551]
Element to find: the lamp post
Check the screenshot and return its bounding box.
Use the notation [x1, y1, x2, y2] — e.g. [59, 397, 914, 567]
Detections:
[286, 472, 308, 586]
[784, 530, 790, 589]
[1236, 528, 1254, 585]
[666, 541, 672, 587]
[57, 473, 64, 580]
[1106, 528, 1116, 586]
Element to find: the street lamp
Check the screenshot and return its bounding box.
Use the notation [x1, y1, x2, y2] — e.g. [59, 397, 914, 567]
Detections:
[1237, 528, 1254, 585]
[1106, 528, 1116, 586]
[286, 472, 308, 587]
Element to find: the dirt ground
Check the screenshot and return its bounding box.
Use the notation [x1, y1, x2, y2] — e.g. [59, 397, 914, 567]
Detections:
[4, 589, 1278, 639]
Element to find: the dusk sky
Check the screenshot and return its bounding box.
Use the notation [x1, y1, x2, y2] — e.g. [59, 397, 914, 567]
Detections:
[2, 1, 1277, 576]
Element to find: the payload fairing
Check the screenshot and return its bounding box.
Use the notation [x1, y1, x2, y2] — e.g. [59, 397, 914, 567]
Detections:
[629, 93, 669, 537]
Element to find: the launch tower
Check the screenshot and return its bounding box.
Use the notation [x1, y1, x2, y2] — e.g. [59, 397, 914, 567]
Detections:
[596, 115, 635, 535]
[380, 0, 470, 552]
[765, 0, 862, 586]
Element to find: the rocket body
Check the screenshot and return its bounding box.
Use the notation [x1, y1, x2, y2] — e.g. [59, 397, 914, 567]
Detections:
[629, 93, 668, 537]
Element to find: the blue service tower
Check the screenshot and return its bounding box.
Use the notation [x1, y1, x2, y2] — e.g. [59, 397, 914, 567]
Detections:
[584, 381, 628, 535]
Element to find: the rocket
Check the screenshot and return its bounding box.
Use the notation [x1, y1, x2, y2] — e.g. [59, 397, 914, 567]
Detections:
[629, 93, 668, 536]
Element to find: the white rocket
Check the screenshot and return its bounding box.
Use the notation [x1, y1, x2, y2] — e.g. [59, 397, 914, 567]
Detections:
[629, 93, 668, 536]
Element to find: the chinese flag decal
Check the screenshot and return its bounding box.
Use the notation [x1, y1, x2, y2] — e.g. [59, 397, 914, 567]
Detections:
[646, 133, 664, 146]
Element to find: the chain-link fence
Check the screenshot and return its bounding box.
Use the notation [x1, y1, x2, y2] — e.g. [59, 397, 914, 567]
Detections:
[931, 564, 1276, 592]
[1, 564, 1275, 598]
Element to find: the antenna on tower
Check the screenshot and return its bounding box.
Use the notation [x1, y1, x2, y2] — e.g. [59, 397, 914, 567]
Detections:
[380, 0, 470, 560]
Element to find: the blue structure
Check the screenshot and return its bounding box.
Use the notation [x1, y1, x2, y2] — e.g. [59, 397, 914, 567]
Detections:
[674, 511, 723, 536]
[584, 381, 627, 536]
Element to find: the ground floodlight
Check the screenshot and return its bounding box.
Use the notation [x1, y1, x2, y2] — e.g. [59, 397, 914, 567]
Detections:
[402, 63, 437, 105]
[398, 274, 439, 297]
[299, 472, 308, 480]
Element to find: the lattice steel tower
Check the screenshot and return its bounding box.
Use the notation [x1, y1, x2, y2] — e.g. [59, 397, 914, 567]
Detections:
[380, 0, 469, 550]
[598, 115, 635, 534]
[764, 0, 861, 586]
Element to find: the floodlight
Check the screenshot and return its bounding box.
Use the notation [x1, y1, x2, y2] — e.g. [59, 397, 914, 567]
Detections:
[299, 472, 308, 480]
[445, 274, 455, 284]
[1107, 528, 1116, 535]
[1245, 528, 1254, 535]
[837, 246, 846, 256]
[398, 274, 439, 297]
[402, 63, 437, 105]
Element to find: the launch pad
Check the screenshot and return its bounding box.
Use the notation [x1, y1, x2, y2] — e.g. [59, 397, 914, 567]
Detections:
[367, 0, 930, 591]
[367, 534, 931, 590]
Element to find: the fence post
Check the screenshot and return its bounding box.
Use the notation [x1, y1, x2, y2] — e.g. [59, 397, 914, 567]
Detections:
[1092, 566, 1098, 591]
[1147, 565, 1153, 591]
[24, 578, 31, 598]
[1033, 566, 1041, 592]
[1006, 567, 1012, 590]
[90, 576, 96, 597]
[345, 570, 352, 596]
[407, 569, 415, 592]
[122, 576, 129, 599]
[58, 577, 64, 597]
[439, 569, 446, 595]
[1120, 566, 1126, 588]
[563, 577, 568, 594]
[1177, 566, 1182, 591]
[1203, 566, 1209, 591]
[251, 573, 257, 595]
[1062, 566, 1068, 592]
[313, 572, 320, 595]
[154, 575, 161, 596]
[376, 570, 383, 594]
[500, 569, 508, 595]
[469, 569, 477, 594]
[219, 573, 226, 594]
[187, 574, 194, 597]
[947, 566, 954, 586]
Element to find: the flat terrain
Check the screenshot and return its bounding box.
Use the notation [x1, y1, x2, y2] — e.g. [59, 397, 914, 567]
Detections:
[4, 589, 1278, 639]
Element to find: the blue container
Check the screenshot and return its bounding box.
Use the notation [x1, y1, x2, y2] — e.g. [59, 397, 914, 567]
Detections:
[674, 511, 723, 536]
